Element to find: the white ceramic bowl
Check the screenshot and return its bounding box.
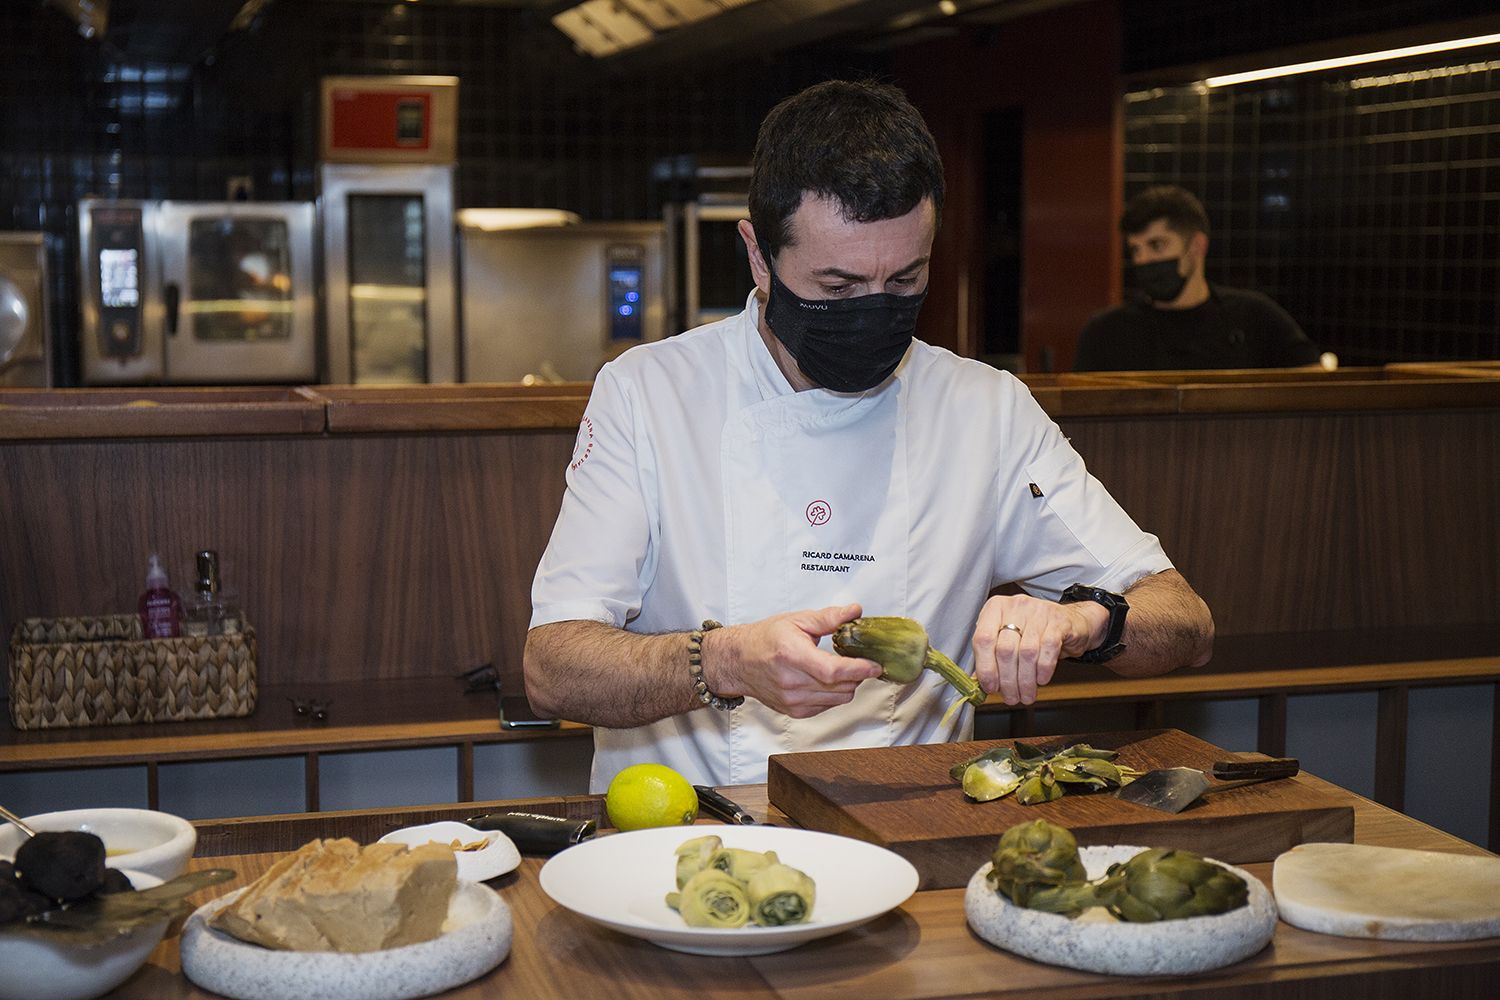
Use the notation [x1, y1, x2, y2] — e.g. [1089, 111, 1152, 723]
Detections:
[0, 808, 196, 882]
[0, 868, 168, 1000]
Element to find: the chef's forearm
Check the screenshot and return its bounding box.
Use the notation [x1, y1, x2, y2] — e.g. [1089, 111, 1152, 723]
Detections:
[523, 620, 703, 727]
[1104, 569, 1214, 677]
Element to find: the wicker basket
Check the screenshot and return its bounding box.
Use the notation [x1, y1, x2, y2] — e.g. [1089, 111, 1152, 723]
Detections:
[7, 615, 258, 730]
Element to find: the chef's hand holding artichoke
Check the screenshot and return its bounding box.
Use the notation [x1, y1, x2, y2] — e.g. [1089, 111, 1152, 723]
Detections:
[832, 617, 984, 716]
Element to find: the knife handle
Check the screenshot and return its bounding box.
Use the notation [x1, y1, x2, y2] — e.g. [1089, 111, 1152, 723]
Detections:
[693, 785, 757, 824]
[465, 811, 597, 854]
[1211, 755, 1300, 780]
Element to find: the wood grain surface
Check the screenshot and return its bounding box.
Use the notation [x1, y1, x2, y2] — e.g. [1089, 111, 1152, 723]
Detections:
[0, 431, 572, 696]
[1062, 408, 1500, 635]
[88, 776, 1500, 1000]
[768, 730, 1354, 889]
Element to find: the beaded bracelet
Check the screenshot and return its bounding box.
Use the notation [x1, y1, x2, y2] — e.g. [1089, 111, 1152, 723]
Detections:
[688, 619, 742, 711]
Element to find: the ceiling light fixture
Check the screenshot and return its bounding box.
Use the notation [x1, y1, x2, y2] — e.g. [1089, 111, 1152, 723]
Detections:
[1204, 31, 1500, 88]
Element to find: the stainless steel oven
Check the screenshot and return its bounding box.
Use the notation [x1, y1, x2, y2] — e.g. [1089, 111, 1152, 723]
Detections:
[78, 200, 317, 384]
[460, 218, 665, 382]
[0, 232, 51, 387]
[319, 163, 458, 384]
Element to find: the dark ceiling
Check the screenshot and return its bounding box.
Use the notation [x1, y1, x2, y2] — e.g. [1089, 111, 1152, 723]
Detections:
[53, 0, 1055, 68]
[44, 0, 1500, 75]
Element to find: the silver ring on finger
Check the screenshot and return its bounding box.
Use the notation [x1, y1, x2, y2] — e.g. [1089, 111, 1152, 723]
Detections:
[1000, 622, 1024, 639]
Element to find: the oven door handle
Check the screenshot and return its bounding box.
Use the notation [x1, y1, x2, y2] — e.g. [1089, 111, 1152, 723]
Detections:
[164, 282, 179, 336]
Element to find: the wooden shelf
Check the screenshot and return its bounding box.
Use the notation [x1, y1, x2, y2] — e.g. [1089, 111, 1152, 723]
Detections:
[0, 386, 326, 439]
[308, 383, 589, 433]
[2, 365, 1498, 443]
[0, 677, 590, 770]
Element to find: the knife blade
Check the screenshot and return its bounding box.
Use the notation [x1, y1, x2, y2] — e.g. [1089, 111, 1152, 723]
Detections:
[694, 785, 759, 825]
[1114, 755, 1300, 813]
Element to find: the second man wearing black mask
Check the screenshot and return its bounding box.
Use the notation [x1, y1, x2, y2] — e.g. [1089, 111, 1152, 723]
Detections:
[1074, 185, 1322, 371]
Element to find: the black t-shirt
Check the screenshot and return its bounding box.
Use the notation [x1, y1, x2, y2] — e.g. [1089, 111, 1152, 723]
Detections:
[1073, 286, 1320, 371]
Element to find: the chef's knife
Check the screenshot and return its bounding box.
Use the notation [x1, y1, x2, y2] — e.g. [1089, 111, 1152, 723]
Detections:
[1114, 755, 1300, 813]
[694, 785, 759, 825]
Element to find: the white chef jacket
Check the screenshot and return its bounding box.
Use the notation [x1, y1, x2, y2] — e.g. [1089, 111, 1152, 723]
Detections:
[530, 290, 1172, 791]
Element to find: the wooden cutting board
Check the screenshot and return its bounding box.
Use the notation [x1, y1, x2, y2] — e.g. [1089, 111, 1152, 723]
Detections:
[767, 729, 1354, 890]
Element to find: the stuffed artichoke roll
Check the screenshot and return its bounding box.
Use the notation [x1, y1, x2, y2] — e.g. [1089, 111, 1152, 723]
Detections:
[666, 867, 751, 928]
[674, 835, 723, 889]
[746, 862, 816, 926]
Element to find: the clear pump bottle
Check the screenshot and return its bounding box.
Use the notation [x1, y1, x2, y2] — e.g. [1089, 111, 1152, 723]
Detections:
[182, 549, 242, 637]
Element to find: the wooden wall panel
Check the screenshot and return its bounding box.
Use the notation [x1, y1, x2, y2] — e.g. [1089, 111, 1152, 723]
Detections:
[0, 432, 573, 693]
[1062, 409, 1500, 635]
[2, 405, 1494, 703]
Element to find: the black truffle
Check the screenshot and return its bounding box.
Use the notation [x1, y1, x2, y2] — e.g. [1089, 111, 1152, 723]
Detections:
[15, 831, 107, 902]
[99, 867, 136, 895]
[0, 859, 18, 885]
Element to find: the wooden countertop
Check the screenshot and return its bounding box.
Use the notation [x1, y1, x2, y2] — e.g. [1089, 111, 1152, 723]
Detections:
[2, 363, 1498, 440]
[100, 772, 1500, 1000]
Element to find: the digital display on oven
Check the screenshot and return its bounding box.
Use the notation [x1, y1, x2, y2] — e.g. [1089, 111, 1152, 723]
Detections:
[99, 247, 140, 308]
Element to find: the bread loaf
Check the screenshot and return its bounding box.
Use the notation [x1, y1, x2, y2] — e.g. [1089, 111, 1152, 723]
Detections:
[210, 838, 457, 952]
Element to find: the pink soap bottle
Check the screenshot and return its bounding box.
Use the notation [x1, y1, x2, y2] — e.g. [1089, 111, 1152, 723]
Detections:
[138, 553, 182, 638]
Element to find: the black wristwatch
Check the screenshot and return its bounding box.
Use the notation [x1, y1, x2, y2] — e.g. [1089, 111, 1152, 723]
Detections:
[1059, 584, 1129, 664]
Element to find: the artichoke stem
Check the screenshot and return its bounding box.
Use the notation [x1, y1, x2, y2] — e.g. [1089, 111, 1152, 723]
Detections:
[924, 649, 986, 706]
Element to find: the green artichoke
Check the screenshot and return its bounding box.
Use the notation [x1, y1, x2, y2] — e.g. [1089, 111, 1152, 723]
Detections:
[1093, 847, 1249, 922]
[986, 819, 1097, 914]
[832, 617, 984, 707]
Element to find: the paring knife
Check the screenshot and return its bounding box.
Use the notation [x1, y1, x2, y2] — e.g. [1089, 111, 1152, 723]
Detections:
[694, 785, 759, 825]
[1114, 754, 1300, 813]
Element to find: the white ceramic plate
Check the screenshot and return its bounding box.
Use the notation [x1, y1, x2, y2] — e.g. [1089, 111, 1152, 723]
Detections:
[376, 821, 521, 883]
[180, 880, 511, 1000]
[539, 825, 919, 956]
[964, 845, 1278, 976]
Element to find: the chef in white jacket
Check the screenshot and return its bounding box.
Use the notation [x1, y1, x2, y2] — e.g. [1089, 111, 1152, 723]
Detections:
[526, 80, 1214, 791]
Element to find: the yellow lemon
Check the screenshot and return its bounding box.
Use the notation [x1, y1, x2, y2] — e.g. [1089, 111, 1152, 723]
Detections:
[605, 763, 699, 831]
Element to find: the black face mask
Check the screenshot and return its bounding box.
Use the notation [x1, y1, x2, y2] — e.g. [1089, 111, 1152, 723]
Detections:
[1134, 257, 1189, 303]
[763, 261, 926, 393]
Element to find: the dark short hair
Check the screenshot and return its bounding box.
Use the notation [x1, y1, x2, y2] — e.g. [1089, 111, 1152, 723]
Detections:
[748, 79, 944, 262]
[1120, 185, 1210, 239]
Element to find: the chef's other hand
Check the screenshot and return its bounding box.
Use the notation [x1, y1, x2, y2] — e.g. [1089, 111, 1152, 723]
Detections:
[972, 594, 1109, 705]
[703, 604, 883, 718]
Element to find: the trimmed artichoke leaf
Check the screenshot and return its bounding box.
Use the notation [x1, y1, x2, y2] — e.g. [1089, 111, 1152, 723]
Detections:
[962, 758, 1022, 802]
[949, 745, 1019, 782]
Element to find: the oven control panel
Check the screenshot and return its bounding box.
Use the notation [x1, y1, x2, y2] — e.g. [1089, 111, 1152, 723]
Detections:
[606, 243, 645, 344]
[89, 204, 145, 359]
